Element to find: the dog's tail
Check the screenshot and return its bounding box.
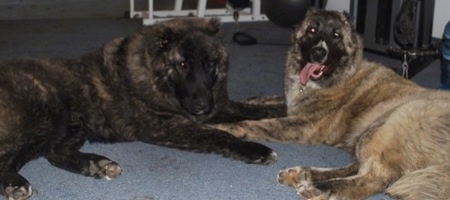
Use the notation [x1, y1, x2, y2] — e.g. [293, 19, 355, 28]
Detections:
[386, 163, 450, 200]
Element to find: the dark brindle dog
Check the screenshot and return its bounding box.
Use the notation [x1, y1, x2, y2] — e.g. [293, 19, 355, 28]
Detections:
[0, 18, 284, 199]
[213, 9, 450, 199]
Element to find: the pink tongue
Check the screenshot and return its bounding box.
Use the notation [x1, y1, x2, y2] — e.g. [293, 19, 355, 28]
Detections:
[299, 63, 323, 86]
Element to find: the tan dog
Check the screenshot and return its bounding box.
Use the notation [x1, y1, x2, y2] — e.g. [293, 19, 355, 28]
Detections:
[213, 9, 450, 199]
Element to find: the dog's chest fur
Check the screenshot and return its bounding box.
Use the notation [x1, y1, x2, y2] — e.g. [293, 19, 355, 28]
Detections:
[287, 60, 425, 149]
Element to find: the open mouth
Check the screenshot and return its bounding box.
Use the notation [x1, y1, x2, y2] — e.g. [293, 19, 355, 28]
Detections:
[299, 62, 327, 86]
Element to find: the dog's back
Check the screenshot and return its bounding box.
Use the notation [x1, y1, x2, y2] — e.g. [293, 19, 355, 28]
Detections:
[0, 59, 75, 174]
[373, 87, 450, 199]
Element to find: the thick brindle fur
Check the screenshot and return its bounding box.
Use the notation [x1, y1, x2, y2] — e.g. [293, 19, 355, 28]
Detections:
[0, 18, 285, 200]
[213, 9, 450, 199]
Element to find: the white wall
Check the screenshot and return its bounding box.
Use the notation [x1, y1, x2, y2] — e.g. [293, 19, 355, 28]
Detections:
[325, 0, 351, 12]
[325, 0, 450, 38]
[433, 0, 450, 38]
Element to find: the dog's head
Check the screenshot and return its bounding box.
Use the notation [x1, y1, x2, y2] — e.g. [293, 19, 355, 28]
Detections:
[110, 18, 229, 122]
[288, 8, 363, 89]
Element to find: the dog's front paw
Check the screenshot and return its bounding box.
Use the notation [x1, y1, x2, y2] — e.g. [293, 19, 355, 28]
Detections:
[231, 141, 278, 165]
[277, 167, 325, 200]
[1, 173, 33, 200]
[89, 159, 122, 180]
[277, 166, 305, 187]
[4, 183, 32, 200]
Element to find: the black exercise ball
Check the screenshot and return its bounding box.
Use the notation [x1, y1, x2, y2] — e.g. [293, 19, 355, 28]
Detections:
[228, 0, 251, 9]
[263, 0, 327, 28]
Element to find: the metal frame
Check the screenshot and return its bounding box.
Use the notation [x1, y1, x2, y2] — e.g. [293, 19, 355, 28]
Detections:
[351, 0, 435, 53]
[129, 0, 268, 25]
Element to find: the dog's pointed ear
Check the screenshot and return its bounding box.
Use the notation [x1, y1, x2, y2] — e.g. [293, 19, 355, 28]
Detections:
[306, 7, 320, 16]
[142, 21, 178, 50]
[103, 37, 125, 63]
[205, 18, 223, 38]
[157, 26, 175, 49]
[342, 11, 352, 25]
[102, 37, 125, 75]
[103, 37, 124, 54]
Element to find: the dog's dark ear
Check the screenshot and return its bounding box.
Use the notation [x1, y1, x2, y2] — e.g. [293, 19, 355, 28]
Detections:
[157, 27, 175, 49]
[102, 37, 125, 75]
[306, 7, 319, 16]
[144, 21, 178, 50]
[342, 11, 352, 25]
[205, 18, 223, 37]
[103, 37, 125, 63]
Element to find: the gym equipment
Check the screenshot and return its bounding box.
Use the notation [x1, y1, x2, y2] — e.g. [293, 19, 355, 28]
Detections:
[351, 0, 439, 78]
[228, 0, 250, 9]
[263, 0, 327, 28]
[129, 0, 268, 25]
[228, 0, 258, 45]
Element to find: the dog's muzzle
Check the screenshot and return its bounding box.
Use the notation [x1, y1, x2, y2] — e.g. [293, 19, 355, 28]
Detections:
[299, 41, 331, 86]
[310, 46, 328, 64]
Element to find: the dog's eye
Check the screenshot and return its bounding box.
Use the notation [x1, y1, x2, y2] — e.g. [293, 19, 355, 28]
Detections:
[308, 27, 317, 34]
[206, 60, 217, 75]
[209, 67, 217, 76]
[159, 39, 169, 48]
[208, 60, 215, 67]
[333, 31, 341, 38]
[178, 61, 188, 70]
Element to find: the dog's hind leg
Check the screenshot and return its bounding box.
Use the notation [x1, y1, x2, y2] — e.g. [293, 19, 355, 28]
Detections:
[0, 168, 32, 200]
[0, 142, 33, 200]
[277, 116, 415, 199]
[387, 163, 450, 200]
[277, 161, 393, 199]
[45, 127, 122, 180]
[277, 161, 360, 187]
[47, 151, 122, 180]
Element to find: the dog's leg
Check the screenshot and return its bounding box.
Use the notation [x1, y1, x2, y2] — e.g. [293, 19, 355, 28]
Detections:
[0, 168, 32, 200]
[277, 162, 360, 186]
[277, 162, 363, 199]
[211, 116, 319, 143]
[0, 146, 33, 200]
[211, 106, 357, 147]
[46, 129, 122, 179]
[278, 124, 404, 200]
[277, 161, 390, 199]
[47, 151, 122, 180]
[238, 95, 285, 105]
[137, 124, 278, 165]
[207, 96, 286, 124]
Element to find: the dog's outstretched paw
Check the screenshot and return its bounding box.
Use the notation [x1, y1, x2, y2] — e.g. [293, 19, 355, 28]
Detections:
[89, 159, 122, 180]
[4, 184, 32, 200]
[231, 141, 278, 165]
[296, 184, 324, 200]
[277, 167, 325, 200]
[277, 166, 305, 187]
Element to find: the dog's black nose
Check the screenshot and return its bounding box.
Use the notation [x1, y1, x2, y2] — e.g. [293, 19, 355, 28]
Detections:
[311, 47, 327, 63]
[192, 99, 213, 115]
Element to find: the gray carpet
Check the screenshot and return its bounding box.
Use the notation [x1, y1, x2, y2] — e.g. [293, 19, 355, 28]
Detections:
[0, 17, 440, 200]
